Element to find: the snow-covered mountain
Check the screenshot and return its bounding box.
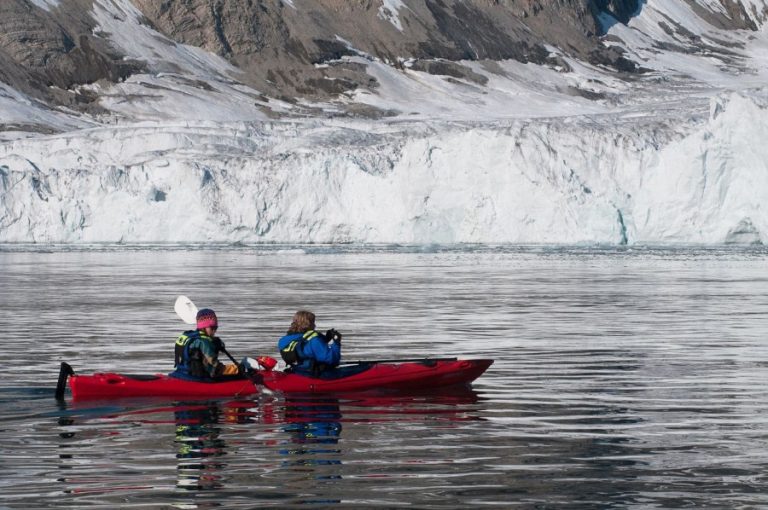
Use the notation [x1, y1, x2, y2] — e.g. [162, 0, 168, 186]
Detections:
[1, 0, 767, 244]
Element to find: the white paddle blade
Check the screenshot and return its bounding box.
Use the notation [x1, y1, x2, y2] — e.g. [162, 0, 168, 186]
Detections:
[174, 295, 198, 325]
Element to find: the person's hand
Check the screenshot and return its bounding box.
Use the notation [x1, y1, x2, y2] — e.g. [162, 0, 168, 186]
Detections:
[325, 329, 342, 344]
[220, 363, 240, 376]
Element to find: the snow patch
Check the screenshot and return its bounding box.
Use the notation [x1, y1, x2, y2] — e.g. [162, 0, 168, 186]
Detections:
[84, 0, 280, 123]
[91, 0, 235, 77]
[0, 83, 94, 139]
[28, 0, 60, 12]
[346, 57, 610, 121]
[378, 0, 407, 32]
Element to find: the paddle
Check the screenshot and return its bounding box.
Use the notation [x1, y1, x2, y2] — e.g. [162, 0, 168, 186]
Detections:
[174, 295, 243, 372]
[174, 295, 198, 326]
[338, 357, 458, 366]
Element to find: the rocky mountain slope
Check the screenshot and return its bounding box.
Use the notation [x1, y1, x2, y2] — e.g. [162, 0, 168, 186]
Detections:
[1, 0, 765, 126]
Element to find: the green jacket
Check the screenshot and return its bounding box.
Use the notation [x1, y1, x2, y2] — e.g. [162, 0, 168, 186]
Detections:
[173, 329, 225, 379]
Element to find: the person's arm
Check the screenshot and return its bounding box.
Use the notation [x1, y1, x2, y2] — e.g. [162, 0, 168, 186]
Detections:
[307, 337, 341, 367]
[198, 338, 231, 377]
[212, 336, 241, 375]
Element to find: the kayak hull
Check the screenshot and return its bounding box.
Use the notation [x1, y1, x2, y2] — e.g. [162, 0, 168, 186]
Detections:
[259, 359, 494, 393]
[69, 373, 258, 400]
[64, 359, 493, 400]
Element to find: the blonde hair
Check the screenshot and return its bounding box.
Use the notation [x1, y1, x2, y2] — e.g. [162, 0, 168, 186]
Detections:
[287, 310, 315, 334]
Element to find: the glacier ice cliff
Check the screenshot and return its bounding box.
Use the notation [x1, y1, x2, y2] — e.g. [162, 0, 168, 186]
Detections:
[1, 89, 766, 244]
[0, 0, 767, 245]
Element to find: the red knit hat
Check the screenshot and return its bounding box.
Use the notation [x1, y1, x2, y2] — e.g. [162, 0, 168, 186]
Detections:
[196, 308, 218, 329]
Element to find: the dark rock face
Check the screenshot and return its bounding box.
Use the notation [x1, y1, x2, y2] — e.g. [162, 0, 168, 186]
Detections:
[129, 0, 625, 98]
[593, 0, 643, 26]
[0, 0, 145, 111]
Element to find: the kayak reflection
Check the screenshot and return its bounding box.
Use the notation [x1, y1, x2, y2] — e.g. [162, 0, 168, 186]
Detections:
[53, 386, 484, 499]
[173, 398, 345, 493]
[267, 387, 484, 471]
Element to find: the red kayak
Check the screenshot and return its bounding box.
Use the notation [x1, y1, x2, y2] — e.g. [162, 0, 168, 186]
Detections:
[57, 359, 493, 400]
[260, 359, 493, 393]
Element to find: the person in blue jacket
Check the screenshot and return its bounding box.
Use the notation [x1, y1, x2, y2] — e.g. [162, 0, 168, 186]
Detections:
[278, 310, 342, 376]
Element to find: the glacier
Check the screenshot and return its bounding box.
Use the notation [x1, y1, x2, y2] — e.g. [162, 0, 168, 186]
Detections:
[0, 0, 767, 245]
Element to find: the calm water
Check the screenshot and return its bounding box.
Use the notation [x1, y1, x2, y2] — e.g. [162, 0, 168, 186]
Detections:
[1, 245, 767, 508]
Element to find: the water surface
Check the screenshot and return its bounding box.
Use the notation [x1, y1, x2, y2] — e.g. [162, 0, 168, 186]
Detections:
[1, 246, 767, 508]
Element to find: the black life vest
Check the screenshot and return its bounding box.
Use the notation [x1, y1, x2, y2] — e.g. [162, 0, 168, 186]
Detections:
[279, 330, 320, 365]
[175, 329, 214, 378]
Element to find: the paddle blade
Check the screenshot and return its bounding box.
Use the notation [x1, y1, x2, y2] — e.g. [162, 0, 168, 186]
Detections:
[174, 295, 198, 325]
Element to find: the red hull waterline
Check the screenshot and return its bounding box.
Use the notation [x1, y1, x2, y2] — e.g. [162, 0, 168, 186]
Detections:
[69, 372, 259, 400]
[61, 359, 493, 400]
[260, 359, 493, 393]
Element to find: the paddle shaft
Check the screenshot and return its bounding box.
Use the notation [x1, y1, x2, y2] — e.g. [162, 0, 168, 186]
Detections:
[219, 347, 240, 371]
[339, 357, 457, 366]
[209, 337, 244, 375]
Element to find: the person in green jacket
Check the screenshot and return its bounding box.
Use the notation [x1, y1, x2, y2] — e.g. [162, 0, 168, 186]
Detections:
[171, 308, 241, 380]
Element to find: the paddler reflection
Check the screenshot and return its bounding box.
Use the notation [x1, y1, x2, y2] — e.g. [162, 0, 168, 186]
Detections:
[174, 403, 246, 490]
[267, 394, 343, 479]
[260, 394, 343, 505]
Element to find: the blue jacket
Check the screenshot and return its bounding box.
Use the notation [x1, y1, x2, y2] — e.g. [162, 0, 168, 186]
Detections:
[278, 330, 341, 374]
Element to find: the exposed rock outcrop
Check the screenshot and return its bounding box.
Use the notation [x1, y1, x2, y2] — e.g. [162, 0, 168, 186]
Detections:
[0, 0, 650, 115]
[725, 217, 763, 244]
[0, 0, 144, 112]
[131, 0, 620, 99]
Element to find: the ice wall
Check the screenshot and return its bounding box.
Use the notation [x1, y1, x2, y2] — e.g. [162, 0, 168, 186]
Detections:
[1, 88, 766, 245]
